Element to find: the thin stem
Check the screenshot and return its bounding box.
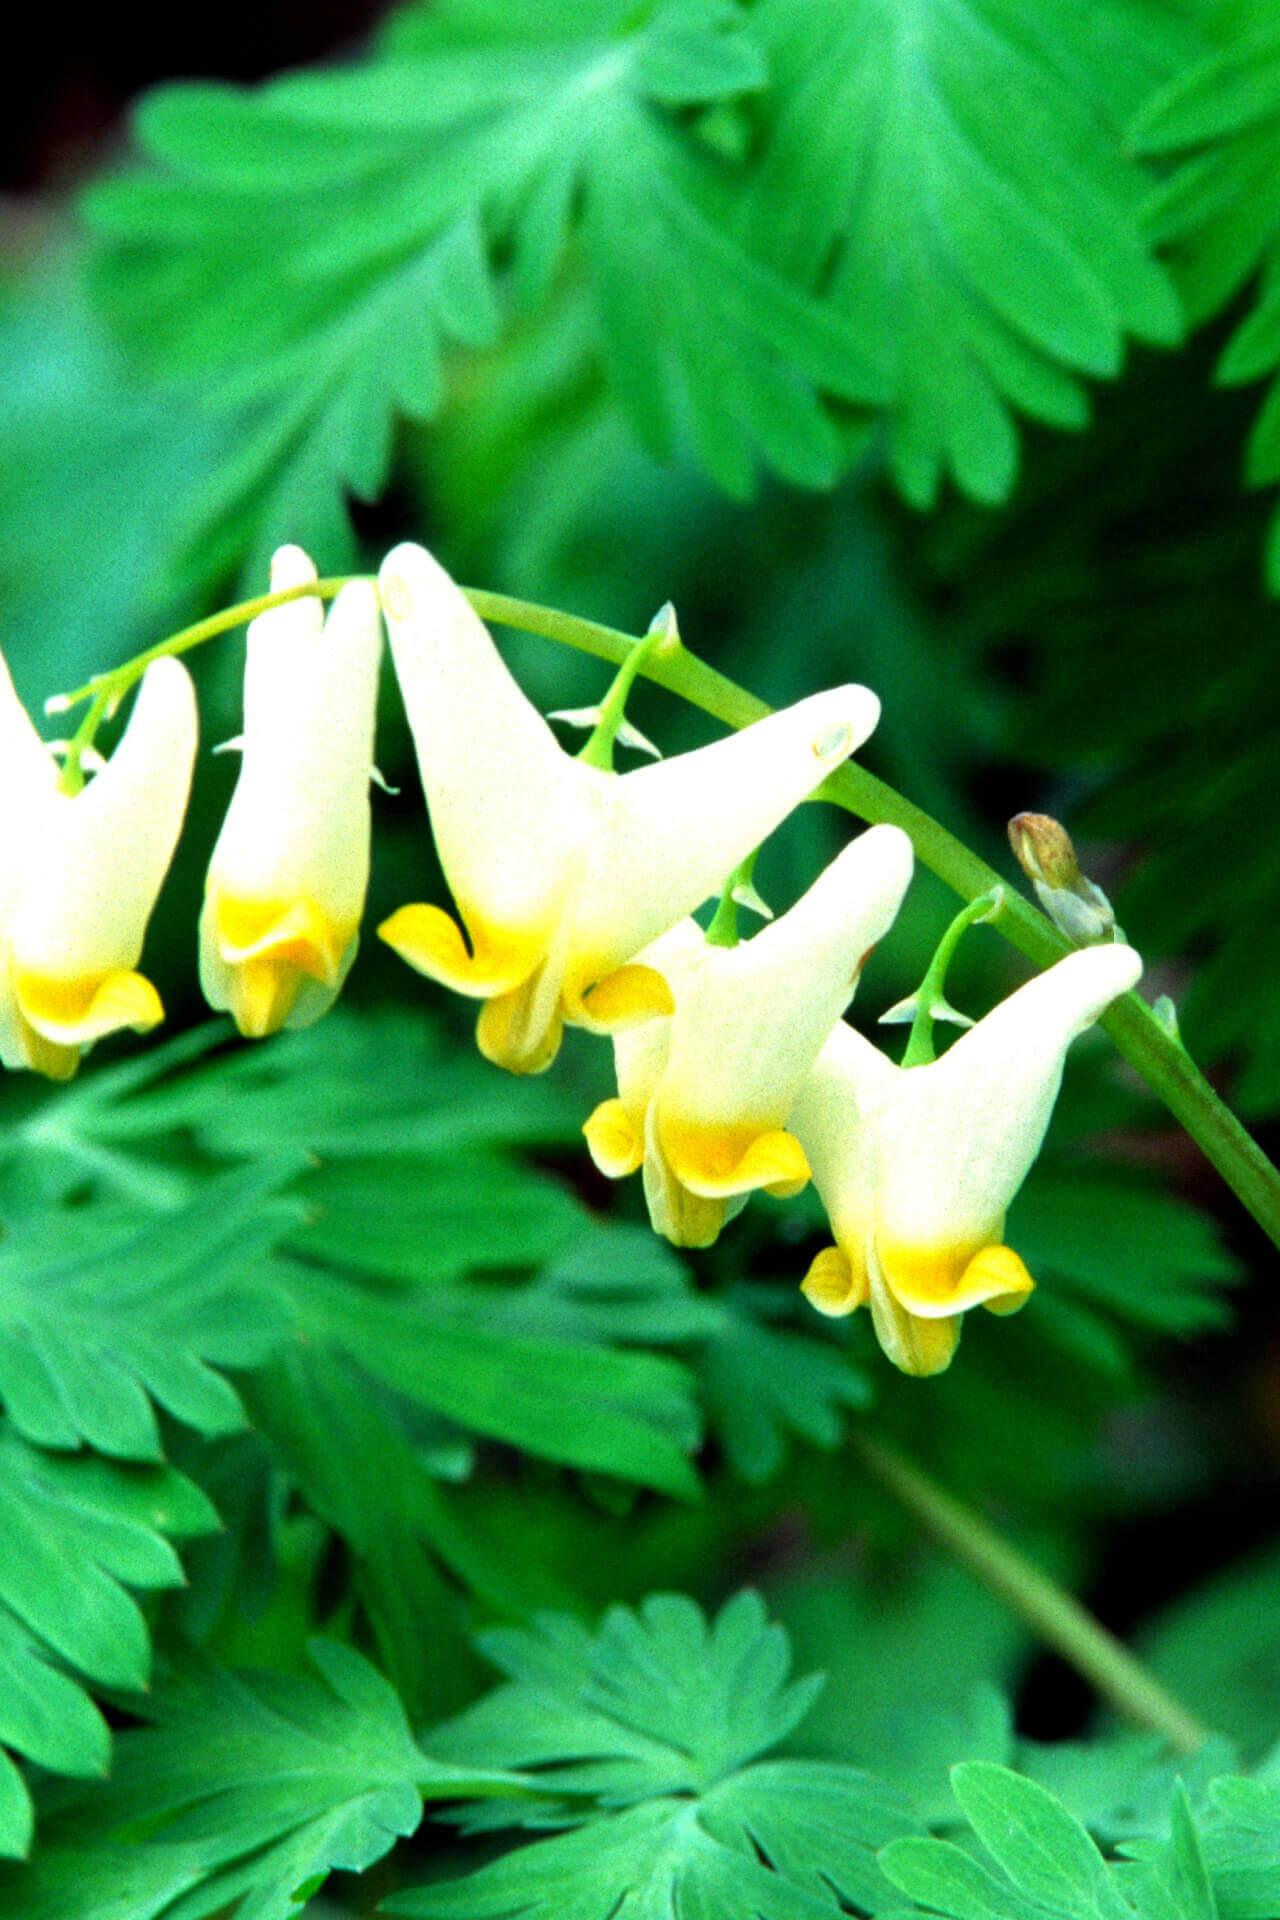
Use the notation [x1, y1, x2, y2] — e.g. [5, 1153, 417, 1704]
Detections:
[52, 578, 364, 711]
[705, 851, 759, 949]
[851, 1432, 1212, 1753]
[900, 888, 1002, 1068]
[462, 588, 1280, 1254]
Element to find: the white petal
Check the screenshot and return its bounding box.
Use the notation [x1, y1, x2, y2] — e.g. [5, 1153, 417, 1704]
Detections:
[568, 684, 881, 981]
[658, 825, 913, 1135]
[874, 944, 1143, 1259]
[791, 1019, 897, 1254]
[208, 573, 381, 925]
[379, 542, 587, 941]
[12, 657, 197, 982]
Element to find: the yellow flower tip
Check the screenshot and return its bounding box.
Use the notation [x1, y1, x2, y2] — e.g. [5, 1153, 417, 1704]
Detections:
[378, 901, 541, 1000]
[227, 959, 304, 1040]
[801, 1244, 866, 1318]
[662, 1186, 727, 1250]
[583, 1098, 644, 1178]
[476, 979, 564, 1076]
[887, 1309, 962, 1378]
[16, 968, 164, 1046]
[575, 964, 675, 1031]
[876, 1234, 1032, 1319]
[215, 896, 352, 988]
[663, 1118, 811, 1200]
[969, 1244, 1036, 1315]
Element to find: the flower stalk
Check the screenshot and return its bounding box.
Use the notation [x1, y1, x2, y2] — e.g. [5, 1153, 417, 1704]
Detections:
[851, 1431, 1213, 1754]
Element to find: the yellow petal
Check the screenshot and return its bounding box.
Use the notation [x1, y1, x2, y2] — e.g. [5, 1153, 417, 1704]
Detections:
[573, 964, 675, 1031]
[214, 895, 352, 986]
[477, 974, 564, 1076]
[378, 901, 542, 1000]
[870, 1287, 962, 1377]
[801, 1244, 867, 1318]
[16, 968, 164, 1046]
[660, 1117, 811, 1199]
[971, 1245, 1036, 1315]
[583, 1098, 645, 1178]
[876, 1237, 1034, 1319]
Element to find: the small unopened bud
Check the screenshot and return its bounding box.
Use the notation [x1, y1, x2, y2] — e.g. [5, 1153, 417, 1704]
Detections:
[647, 601, 681, 656]
[1008, 812, 1118, 947]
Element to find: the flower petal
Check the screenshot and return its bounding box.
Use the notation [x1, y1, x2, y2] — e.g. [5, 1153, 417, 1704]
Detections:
[379, 543, 587, 952]
[873, 944, 1143, 1263]
[567, 685, 881, 983]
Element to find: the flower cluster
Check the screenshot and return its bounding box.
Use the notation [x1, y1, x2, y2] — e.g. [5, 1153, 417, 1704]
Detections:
[0, 541, 1142, 1374]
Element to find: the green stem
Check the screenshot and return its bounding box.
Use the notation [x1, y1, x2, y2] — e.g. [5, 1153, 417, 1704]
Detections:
[851, 1433, 1212, 1754]
[705, 851, 759, 949]
[577, 612, 671, 771]
[462, 589, 1280, 1253]
[900, 888, 1002, 1068]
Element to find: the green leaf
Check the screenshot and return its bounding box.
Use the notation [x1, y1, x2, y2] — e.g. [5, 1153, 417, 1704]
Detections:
[276, 1259, 702, 1497]
[948, 1763, 1130, 1920]
[742, 0, 1193, 507]
[1132, 5, 1280, 589]
[1114, 1783, 1220, 1920]
[0, 1641, 527, 1920]
[696, 1288, 872, 1483]
[0, 1158, 299, 1458]
[389, 1591, 916, 1917]
[81, 0, 880, 571]
[1136, 1548, 1280, 1764]
[0, 1424, 217, 1847]
[1201, 1777, 1280, 1920]
[880, 1834, 1046, 1920]
[428, 1591, 825, 1798]
[1009, 1160, 1242, 1335]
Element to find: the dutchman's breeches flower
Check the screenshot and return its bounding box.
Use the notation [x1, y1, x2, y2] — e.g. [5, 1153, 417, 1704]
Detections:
[585, 825, 915, 1247]
[200, 547, 382, 1038]
[0, 651, 197, 1080]
[376, 542, 883, 1075]
[792, 943, 1144, 1376]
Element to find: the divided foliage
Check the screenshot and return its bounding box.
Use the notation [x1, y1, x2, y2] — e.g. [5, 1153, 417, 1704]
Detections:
[73, 0, 1205, 587]
[0, 1640, 524, 1920]
[393, 1591, 920, 1918]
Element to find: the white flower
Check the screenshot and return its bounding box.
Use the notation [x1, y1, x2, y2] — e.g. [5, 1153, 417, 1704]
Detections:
[200, 546, 382, 1038]
[0, 652, 197, 1080]
[792, 943, 1144, 1375]
[377, 542, 882, 1074]
[585, 826, 915, 1247]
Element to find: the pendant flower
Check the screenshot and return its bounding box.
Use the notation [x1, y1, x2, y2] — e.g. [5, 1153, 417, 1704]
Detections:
[792, 943, 1143, 1375]
[376, 542, 882, 1074]
[200, 546, 382, 1038]
[0, 652, 197, 1081]
[585, 825, 915, 1247]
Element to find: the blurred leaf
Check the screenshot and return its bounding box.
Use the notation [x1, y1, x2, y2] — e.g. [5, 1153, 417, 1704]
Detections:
[1133, 1, 1280, 588]
[744, 0, 1194, 507]
[697, 1286, 872, 1484]
[1136, 1547, 1280, 1763]
[0, 1426, 216, 1853]
[1200, 1776, 1280, 1920]
[81, 0, 882, 577]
